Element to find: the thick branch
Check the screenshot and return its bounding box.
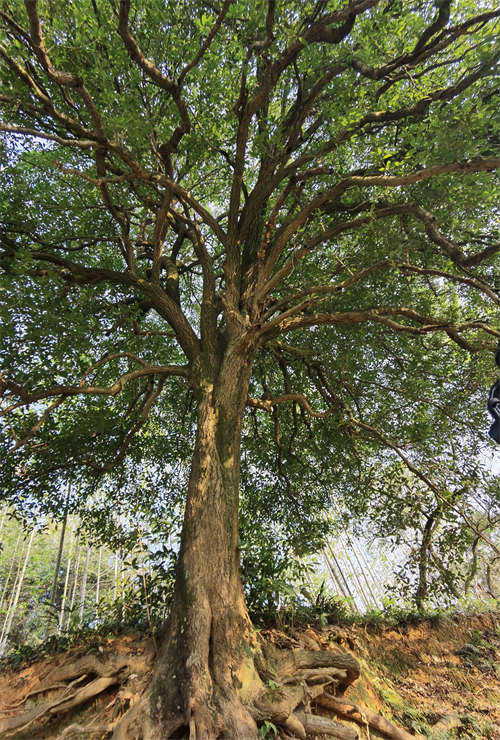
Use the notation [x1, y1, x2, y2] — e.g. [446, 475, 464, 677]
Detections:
[260, 306, 496, 348]
[1, 363, 188, 413]
[118, 0, 190, 163]
[14, 250, 201, 361]
[24, 0, 105, 138]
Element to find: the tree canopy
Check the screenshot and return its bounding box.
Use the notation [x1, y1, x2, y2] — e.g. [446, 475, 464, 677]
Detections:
[0, 1, 499, 736]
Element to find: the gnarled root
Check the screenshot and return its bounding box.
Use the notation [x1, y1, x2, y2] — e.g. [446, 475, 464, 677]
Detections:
[0, 648, 152, 738]
[1, 638, 371, 739]
[110, 639, 362, 739]
[294, 711, 358, 739]
[247, 645, 360, 738]
[315, 693, 422, 740]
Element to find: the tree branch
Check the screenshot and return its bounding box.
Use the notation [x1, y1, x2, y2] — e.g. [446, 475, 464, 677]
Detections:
[261, 157, 500, 287]
[118, 0, 190, 166]
[0, 363, 188, 414]
[260, 306, 497, 350]
[24, 0, 106, 138]
[247, 393, 337, 419]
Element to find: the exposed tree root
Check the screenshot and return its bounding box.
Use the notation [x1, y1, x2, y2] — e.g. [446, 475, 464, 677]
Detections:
[4, 677, 87, 710]
[271, 646, 360, 691]
[0, 636, 424, 740]
[0, 675, 119, 736]
[59, 721, 110, 738]
[42, 652, 150, 686]
[315, 694, 420, 740]
[294, 711, 358, 739]
[0, 649, 151, 737]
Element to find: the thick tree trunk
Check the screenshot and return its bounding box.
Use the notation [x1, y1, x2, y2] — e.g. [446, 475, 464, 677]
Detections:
[143, 346, 262, 738]
[111, 345, 362, 740]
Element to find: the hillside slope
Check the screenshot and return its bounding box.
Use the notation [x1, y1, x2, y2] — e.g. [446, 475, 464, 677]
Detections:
[0, 612, 498, 738]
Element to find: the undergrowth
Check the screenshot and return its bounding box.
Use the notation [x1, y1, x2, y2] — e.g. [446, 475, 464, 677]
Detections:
[2, 585, 496, 672]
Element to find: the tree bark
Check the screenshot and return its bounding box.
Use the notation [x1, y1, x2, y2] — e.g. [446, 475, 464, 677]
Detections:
[144, 345, 262, 738]
[48, 496, 69, 630]
[111, 342, 363, 739]
[415, 506, 440, 611]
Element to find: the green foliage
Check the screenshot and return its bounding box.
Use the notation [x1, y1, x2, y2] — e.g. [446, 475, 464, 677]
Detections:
[0, 0, 498, 637]
[258, 720, 278, 738]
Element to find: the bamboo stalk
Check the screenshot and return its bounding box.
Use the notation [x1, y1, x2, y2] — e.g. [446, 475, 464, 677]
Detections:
[58, 524, 75, 634]
[78, 547, 91, 624]
[0, 529, 35, 656]
[95, 546, 102, 619]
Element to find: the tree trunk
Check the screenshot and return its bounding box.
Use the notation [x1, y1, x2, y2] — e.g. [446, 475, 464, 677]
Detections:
[140, 347, 262, 738]
[112, 345, 362, 740]
[48, 499, 69, 630]
[415, 506, 440, 612]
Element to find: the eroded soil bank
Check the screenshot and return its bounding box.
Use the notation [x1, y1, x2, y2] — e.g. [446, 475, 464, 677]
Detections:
[0, 611, 498, 738]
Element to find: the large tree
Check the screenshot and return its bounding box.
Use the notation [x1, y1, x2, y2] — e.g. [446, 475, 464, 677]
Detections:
[0, 0, 499, 736]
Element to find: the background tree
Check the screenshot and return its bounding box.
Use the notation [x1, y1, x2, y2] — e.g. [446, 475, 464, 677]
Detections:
[0, 0, 499, 736]
[0, 509, 135, 657]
